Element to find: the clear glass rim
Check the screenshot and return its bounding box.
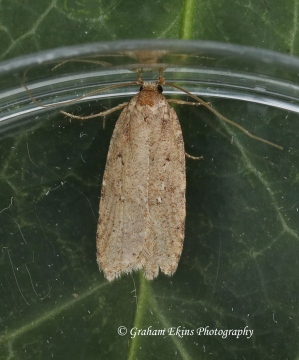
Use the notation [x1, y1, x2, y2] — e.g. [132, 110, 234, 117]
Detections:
[1, 39, 299, 132]
[0, 39, 299, 74]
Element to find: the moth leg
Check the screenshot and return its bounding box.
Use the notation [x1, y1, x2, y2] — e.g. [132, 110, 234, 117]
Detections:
[166, 82, 283, 150]
[168, 99, 205, 160]
[60, 102, 129, 120]
[167, 99, 210, 106]
[185, 153, 203, 161]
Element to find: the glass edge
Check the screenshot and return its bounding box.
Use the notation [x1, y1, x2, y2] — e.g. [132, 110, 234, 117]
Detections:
[0, 39, 299, 74]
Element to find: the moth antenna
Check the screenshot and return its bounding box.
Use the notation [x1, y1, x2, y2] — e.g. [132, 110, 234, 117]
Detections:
[165, 81, 283, 150]
[22, 80, 138, 109]
[22, 67, 138, 109]
[136, 69, 144, 85]
[51, 59, 111, 71]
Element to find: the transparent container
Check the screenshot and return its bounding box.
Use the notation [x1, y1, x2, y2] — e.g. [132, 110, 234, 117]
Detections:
[0, 40, 298, 360]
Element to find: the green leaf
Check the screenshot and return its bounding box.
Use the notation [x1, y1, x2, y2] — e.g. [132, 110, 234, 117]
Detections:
[1, 84, 299, 359]
[0, 1, 299, 359]
[0, 0, 297, 60]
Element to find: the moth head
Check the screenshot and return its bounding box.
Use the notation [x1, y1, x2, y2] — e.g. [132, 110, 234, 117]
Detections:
[139, 83, 163, 94]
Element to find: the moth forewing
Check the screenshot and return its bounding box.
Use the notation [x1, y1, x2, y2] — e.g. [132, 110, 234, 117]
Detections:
[96, 82, 186, 281]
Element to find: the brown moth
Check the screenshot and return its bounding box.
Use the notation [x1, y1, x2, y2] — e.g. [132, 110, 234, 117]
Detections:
[96, 80, 186, 281]
[93, 77, 281, 281]
[24, 71, 282, 282]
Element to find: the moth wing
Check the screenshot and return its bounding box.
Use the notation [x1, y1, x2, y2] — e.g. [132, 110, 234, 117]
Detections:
[96, 97, 150, 281]
[143, 102, 186, 279]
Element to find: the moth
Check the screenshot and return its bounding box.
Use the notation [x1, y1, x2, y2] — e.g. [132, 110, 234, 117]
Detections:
[97, 80, 186, 281]
[61, 76, 190, 281]
[24, 73, 282, 281]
